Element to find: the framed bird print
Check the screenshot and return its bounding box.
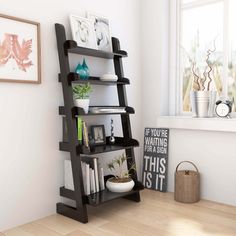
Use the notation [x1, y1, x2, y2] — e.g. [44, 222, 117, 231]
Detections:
[0, 14, 41, 84]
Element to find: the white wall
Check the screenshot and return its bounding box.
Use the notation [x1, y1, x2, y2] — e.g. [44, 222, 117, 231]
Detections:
[0, 0, 142, 230]
[141, 0, 236, 206]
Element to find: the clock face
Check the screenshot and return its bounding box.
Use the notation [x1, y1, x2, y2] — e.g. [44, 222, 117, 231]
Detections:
[216, 103, 229, 117]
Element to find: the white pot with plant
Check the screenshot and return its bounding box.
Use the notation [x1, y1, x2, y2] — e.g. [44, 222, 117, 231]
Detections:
[188, 45, 217, 118]
[72, 83, 92, 114]
[106, 153, 136, 193]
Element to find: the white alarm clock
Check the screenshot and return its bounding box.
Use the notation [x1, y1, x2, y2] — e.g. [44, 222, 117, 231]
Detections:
[215, 99, 233, 118]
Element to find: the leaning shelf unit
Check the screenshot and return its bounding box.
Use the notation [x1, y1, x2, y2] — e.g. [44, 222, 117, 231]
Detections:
[55, 23, 143, 223]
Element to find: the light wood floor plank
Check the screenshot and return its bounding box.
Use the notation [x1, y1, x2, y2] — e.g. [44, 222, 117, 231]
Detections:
[4, 222, 62, 236]
[4, 228, 32, 236]
[21, 223, 62, 236]
[3, 190, 236, 236]
[35, 215, 81, 235]
[65, 229, 92, 236]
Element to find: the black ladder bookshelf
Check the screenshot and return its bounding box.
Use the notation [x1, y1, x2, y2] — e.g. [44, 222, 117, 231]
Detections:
[55, 23, 143, 223]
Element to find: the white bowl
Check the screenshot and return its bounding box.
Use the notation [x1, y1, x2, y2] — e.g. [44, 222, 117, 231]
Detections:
[100, 74, 118, 82]
[106, 178, 135, 193]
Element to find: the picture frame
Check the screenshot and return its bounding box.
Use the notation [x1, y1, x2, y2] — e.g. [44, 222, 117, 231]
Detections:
[0, 14, 41, 84]
[69, 14, 97, 50]
[91, 125, 106, 145]
[87, 12, 112, 52]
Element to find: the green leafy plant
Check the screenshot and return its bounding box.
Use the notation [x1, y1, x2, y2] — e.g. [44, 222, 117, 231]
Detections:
[107, 153, 136, 181]
[73, 83, 92, 99]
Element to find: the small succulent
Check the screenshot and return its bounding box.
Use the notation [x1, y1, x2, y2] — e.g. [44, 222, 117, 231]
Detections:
[72, 83, 92, 99]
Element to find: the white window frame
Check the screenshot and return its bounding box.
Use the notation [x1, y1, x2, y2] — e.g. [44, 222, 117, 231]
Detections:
[169, 0, 230, 116]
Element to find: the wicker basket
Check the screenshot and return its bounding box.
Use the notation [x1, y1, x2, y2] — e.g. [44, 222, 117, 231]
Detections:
[174, 161, 200, 203]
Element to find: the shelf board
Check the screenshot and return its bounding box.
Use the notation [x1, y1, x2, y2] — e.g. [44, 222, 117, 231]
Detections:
[58, 73, 130, 85]
[64, 40, 128, 59]
[60, 181, 144, 206]
[59, 106, 135, 116]
[59, 137, 139, 155]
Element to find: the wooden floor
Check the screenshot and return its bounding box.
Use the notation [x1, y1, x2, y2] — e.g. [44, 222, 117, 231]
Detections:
[2, 190, 236, 236]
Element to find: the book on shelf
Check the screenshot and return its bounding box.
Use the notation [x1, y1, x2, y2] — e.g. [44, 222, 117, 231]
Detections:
[81, 162, 91, 195]
[81, 162, 86, 193]
[81, 156, 100, 192]
[77, 117, 83, 144]
[85, 163, 90, 195]
[64, 158, 104, 196]
[99, 167, 105, 191]
[63, 117, 90, 149]
[89, 107, 126, 114]
[82, 121, 90, 151]
[90, 168, 96, 194]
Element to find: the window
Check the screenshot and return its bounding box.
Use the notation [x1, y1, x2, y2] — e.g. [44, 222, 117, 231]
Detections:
[170, 0, 236, 114]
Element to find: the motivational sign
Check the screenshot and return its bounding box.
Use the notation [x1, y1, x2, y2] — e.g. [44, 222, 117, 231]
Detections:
[142, 128, 169, 192]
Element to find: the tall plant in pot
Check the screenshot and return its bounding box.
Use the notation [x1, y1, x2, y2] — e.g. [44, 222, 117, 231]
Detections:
[106, 153, 136, 193]
[72, 83, 92, 114]
[189, 45, 217, 118]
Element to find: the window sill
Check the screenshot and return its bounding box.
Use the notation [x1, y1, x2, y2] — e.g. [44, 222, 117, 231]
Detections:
[157, 116, 236, 132]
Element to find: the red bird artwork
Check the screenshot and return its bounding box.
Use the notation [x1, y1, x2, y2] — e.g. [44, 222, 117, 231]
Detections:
[0, 33, 33, 72]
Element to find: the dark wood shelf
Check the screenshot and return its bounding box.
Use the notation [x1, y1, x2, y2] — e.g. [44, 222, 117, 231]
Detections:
[60, 181, 144, 206]
[59, 106, 135, 116]
[59, 137, 139, 155]
[58, 73, 130, 85]
[55, 23, 141, 223]
[64, 40, 128, 59]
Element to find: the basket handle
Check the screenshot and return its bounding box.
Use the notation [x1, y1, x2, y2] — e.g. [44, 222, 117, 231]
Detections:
[176, 161, 199, 173]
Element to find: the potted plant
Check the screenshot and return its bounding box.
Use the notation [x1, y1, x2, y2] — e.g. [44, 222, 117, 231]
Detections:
[189, 45, 217, 117]
[72, 83, 92, 114]
[106, 153, 136, 193]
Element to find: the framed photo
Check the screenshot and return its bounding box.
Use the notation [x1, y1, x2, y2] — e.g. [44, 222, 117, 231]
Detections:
[69, 15, 97, 49]
[87, 12, 112, 52]
[0, 14, 41, 84]
[91, 125, 106, 145]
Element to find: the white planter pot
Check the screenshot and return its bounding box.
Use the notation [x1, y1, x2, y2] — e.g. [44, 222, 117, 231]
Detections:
[106, 178, 135, 193]
[74, 99, 89, 114]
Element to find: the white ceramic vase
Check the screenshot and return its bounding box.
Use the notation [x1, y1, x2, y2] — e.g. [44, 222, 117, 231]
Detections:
[106, 178, 135, 193]
[74, 99, 89, 114]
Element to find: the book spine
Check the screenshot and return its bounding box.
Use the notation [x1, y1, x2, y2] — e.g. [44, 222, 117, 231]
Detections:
[99, 167, 105, 191]
[81, 162, 86, 194]
[94, 158, 99, 192]
[90, 168, 95, 194]
[82, 121, 90, 151]
[85, 164, 90, 195]
[77, 117, 82, 144]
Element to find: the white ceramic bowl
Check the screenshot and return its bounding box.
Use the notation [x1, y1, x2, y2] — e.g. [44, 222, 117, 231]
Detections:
[100, 73, 118, 82]
[106, 178, 135, 193]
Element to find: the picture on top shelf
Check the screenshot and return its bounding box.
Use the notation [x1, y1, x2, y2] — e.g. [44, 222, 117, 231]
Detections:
[0, 14, 41, 83]
[87, 12, 112, 52]
[91, 125, 106, 145]
[69, 15, 97, 50]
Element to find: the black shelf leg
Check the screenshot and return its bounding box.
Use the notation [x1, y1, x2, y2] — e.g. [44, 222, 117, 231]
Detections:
[57, 203, 88, 223]
[112, 37, 140, 202]
[55, 23, 88, 223]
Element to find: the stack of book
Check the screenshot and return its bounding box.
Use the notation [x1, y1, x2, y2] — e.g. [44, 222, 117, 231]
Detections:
[64, 157, 105, 195]
[77, 117, 90, 150]
[62, 117, 90, 151]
